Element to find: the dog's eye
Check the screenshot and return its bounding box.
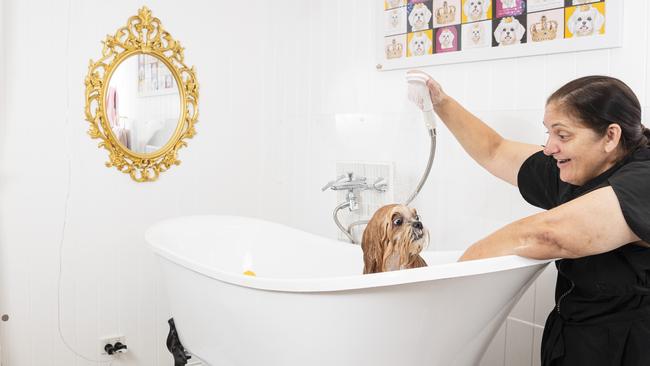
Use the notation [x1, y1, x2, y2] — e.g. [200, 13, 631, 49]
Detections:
[415, 215, 420, 221]
[393, 218, 403, 226]
[587, 17, 592, 21]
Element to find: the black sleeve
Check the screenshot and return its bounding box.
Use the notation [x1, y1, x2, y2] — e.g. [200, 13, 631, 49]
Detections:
[517, 150, 560, 210]
[608, 161, 650, 243]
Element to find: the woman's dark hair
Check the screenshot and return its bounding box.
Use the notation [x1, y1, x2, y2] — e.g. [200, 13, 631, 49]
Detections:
[547, 75, 650, 153]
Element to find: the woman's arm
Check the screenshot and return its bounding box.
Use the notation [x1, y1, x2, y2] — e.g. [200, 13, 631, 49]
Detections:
[408, 70, 542, 186]
[459, 186, 640, 261]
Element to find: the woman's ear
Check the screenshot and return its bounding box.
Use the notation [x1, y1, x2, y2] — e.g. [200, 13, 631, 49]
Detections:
[604, 123, 623, 153]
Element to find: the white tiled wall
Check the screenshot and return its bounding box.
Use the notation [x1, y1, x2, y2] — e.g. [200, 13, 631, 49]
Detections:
[256, 1, 650, 365]
[1, 1, 649, 366]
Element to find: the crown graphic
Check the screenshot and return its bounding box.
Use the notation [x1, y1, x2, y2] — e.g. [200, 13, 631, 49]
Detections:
[386, 38, 404, 59]
[531, 15, 558, 42]
[435, 1, 456, 24]
[579, 4, 591, 11]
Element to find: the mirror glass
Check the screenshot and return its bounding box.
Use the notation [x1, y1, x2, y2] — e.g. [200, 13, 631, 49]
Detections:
[105, 53, 181, 154]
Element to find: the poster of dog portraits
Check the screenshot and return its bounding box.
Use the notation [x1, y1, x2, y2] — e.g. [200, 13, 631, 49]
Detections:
[379, 0, 621, 70]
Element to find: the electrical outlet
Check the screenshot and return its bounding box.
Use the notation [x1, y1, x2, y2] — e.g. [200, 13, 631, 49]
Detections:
[100, 335, 126, 355]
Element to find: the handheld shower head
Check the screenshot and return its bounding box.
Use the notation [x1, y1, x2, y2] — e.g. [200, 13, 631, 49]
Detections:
[406, 73, 437, 130]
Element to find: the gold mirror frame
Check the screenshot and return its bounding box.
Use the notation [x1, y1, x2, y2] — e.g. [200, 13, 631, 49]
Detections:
[84, 7, 199, 182]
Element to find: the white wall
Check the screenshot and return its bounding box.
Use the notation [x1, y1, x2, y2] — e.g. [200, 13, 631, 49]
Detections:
[261, 1, 649, 366]
[0, 0, 5, 361]
[1, 1, 649, 366]
[0, 0, 275, 365]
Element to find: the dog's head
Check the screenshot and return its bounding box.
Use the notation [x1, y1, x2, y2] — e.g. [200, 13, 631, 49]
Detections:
[409, 32, 432, 56]
[494, 17, 525, 46]
[439, 28, 455, 48]
[408, 3, 432, 31]
[568, 5, 604, 37]
[469, 23, 484, 44]
[389, 9, 400, 28]
[361, 204, 429, 274]
[464, 0, 489, 21]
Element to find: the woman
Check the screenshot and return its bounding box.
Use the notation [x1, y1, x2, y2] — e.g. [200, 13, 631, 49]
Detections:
[412, 70, 650, 365]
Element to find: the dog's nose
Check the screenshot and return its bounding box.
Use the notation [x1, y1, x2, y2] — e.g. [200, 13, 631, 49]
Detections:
[412, 221, 423, 230]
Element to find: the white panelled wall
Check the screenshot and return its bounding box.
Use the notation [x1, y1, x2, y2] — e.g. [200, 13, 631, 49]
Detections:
[268, 1, 650, 366]
[0, 1, 272, 365]
[0, 1, 648, 366]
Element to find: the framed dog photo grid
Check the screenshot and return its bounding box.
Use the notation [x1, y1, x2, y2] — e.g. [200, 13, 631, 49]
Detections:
[377, 0, 622, 71]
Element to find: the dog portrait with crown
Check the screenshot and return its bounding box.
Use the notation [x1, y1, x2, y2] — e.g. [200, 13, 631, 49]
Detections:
[385, 7, 407, 36]
[461, 20, 491, 49]
[407, 2, 433, 32]
[407, 30, 434, 57]
[492, 15, 527, 46]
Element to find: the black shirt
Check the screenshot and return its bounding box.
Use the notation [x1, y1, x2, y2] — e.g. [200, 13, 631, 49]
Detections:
[517, 147, 650, 365]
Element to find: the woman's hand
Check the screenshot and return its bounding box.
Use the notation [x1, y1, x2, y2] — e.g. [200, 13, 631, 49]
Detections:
[406, 70, 447, 107]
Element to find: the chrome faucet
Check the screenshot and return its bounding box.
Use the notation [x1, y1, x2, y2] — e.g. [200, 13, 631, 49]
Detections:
[322, 171, 389, 243]
[321, 172, 387, 211]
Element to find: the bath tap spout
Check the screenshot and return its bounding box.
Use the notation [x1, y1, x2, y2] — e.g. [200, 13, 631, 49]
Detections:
[333, 201, 355, 243]
[346, 191, 359, 211]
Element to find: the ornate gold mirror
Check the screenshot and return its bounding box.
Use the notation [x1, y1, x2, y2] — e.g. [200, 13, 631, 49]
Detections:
[84, 7, 198, 182]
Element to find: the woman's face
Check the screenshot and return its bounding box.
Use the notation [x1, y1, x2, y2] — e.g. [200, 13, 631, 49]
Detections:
[542, 101, 618, 186]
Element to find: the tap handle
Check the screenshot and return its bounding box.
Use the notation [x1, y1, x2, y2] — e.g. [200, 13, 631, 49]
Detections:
[373, 177, 388, 191]
[321, 174, 347, 191]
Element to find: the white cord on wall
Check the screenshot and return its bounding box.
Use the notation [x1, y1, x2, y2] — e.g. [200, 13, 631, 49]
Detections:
[56, 0, 112, 364]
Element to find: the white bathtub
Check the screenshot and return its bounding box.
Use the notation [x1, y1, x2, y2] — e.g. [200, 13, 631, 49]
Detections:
[147, 215, 551, 366]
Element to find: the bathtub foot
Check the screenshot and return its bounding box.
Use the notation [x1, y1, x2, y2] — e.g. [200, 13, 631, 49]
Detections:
[167, 318, 192, 366]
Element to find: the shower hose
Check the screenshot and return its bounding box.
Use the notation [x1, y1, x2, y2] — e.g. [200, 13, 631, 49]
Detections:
[334, 128, 437, 244]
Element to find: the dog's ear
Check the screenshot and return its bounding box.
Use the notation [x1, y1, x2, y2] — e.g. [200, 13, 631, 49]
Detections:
[494, 24, 502, 44]
[410, 255, 428, 269]
[362, 207, 392, 274]
[408, 8, 416, 27]
[516, 20, 525, 41]
[362, 219, 386, 274]
[594, 9, 605, 33]
[567, 11, 577, 34]
[423, 5, 432, 23]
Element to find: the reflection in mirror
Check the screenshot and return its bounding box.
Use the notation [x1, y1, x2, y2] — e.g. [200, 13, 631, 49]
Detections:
[105, 54, 180, 154]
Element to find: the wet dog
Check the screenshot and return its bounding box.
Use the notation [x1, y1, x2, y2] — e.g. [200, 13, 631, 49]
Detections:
[361, 204, 429, 274]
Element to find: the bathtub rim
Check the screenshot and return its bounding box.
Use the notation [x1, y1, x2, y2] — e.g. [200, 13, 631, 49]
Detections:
[147, 215, 554, 293]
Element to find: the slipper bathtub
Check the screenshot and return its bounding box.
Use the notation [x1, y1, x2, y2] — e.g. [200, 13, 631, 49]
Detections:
[147, 215, 551, 366]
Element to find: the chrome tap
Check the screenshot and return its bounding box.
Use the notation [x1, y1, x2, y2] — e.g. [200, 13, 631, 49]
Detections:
[322, 171, 390, 244]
